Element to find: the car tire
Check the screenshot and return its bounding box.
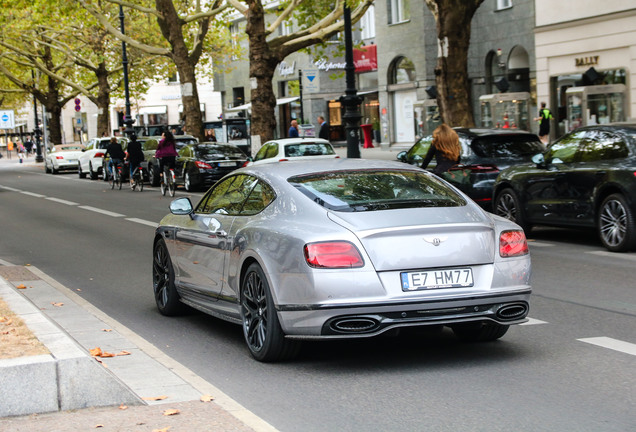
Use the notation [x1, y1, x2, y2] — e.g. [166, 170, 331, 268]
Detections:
[149, 164, 160, 187]
[494, 188, 530, 232]
[52, 165, 59, 175]
[598, 193, 636, 252]
[45, 161, 51, 174]
[184, 172, 195, 192]
[240, 263, 300, 362]
[89, 163, 98, 180]
[78, 164, 86, 179]
[451, 322, 509, 342]
[152, 238, 185, 316]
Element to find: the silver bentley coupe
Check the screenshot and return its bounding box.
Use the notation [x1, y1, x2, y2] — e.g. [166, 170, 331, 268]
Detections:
[153, 158, 531, 362]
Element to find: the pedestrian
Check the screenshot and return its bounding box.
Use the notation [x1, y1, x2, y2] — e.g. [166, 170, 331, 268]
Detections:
[534, 102, 553, 144]
[317, 115, 329, 140]
[288, 119, 299, 138]
[7, 137, 13, 159]
[420, 123, 461, 176]
[17, 141, 26, 163]
[24, 136, 34, 156]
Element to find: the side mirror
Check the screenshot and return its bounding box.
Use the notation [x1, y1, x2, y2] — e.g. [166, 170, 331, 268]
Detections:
[532, 153, 546, 168]
[170, 197, 193, 216]
[396, 151, 407, 162]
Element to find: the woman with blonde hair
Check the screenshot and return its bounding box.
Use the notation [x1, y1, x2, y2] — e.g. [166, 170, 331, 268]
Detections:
[420, 123, 461, 175]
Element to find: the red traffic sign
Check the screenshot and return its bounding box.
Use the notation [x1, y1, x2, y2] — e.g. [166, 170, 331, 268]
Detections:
[74, 98, 81, 104]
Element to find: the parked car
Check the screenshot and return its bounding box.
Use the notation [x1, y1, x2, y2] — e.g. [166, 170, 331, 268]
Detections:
[174, 143, 248, 191]
[78, 137, 127, 180]
[44, 144, 85, 174]
[143, 135, 198, 186]
[152, 158, 531, 362]
[397, 128, 545, 210]
[493, 123, 636, 252]
[248, 137, 339, 165]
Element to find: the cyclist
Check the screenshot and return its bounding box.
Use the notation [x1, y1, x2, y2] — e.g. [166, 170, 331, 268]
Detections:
[105, 137, 126, 180]
[125, 133, 145, 189]
[156, 130, 178, 184]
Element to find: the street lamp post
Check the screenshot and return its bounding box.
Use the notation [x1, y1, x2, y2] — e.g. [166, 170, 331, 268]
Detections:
[119, 5, 136, 142]
[32, 71, 43, 163]
[339, 3, 362, 159]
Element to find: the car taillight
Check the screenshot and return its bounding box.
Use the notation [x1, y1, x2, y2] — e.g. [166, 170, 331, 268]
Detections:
[242, 161, 250, 167]
[56, 156, 64, 159]
[195, 161, 212, 169]
[278, 158, 289, 162]
[499, 230, 528, 257]
[95, 152, 105, 157]
[304, 241, 364, 268]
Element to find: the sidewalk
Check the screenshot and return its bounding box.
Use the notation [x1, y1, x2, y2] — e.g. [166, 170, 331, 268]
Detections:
[0, 261, 273, 431]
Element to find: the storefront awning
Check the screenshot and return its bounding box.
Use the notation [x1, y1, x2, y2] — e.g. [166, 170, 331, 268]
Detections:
[138, 106, 167, 115]
[226, 96, 300, 112]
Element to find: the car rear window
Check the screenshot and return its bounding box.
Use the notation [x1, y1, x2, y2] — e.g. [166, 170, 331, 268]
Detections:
[471, 135, 544, 158]
[284, 142, 335, 157]
[288, 169, 466, 212]
[195, 145, 245, 159]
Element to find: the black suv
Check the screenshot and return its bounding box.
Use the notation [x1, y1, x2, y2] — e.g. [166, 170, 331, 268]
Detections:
[398, 128, 544, 210]
[493, 124, 636, 252]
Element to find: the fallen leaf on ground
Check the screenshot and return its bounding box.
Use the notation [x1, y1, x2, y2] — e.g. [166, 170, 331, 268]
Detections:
[25, 264, 31, 266]
[119, 404, 128, 410]
[102, 329, 113, 332]
[90, 347, 103, 357]
[1, 318, 13, 325]
[77, 289, 82, 292]
[100, 351, 116, 357]
[162, 409, 180, 416]
[51, 302, 64, 307]
[116, 350, 131, 356]
[0, 316, 8, 323]
[95, 425, 104, 428]
[16, 284, 27, 289]
[142, 395, 168, 401]
[200, 394, 215, 402]
[152, 427, 171, 432]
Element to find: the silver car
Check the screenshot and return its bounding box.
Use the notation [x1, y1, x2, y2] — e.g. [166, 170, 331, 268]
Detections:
[153, 159, 531, 362]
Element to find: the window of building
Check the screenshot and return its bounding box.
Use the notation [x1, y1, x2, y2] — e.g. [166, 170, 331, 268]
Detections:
[388, 0, 410, 25]
[360, 5, 375, 40]
[230, 23, 240, 60]
[496, 0, 512, 10]
[168, 72, 179, 84]
[279, 20, 293, 36]
[233, 87, 245, 107]
[390, 56, 416, 84]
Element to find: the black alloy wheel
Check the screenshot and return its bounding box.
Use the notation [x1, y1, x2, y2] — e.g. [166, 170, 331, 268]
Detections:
[152, 239, 184, 316]
[495, 188, 530, 232]
[149, 164, 160, 187]
[240, 263, 300, 362]
[598, 193, 636, 252]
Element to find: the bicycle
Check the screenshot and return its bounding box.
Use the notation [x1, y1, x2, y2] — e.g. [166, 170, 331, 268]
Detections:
[131, 166, 144, 192]
[108, 161, 123, 190]
[160, 167, 176, 197]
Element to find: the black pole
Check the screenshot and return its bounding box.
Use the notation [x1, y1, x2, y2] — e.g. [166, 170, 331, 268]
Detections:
[298, 69, 305, 124]
[339, 3, 361, 158]
[119, 5, 136, 142]
[32, 70, 43, 162]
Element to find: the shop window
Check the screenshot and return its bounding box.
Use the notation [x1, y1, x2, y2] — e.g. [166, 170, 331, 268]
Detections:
[390, 56, 416, 84]
[387, 0, 410, 25]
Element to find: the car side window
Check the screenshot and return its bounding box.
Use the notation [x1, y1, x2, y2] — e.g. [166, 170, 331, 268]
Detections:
[178, 146, 191, 158]
[266, 143, 279, 159]
[240, 180, 276, 216]
[546, 130, 585, 163]
[407, 136, 433, 160]
[579, 131, 628, 162]
[195, 175, 253, 215]
[253, 144, 271, 162]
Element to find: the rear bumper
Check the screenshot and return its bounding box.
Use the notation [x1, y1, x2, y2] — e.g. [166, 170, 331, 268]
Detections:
[277, 290, 530, 339]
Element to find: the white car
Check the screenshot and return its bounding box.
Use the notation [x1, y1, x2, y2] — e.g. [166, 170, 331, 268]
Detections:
[78, 137, 127, 180]
[249, 137, 339, 165]
[44, 144, 85, 174]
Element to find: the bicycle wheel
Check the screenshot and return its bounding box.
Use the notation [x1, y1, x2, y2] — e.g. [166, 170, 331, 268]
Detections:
[117, 169, 122, 190]
[108, 170, 114, 189]
[137, 175, 144, 192]
[168, 173, 175, 197]
[161, 179, 167, 196]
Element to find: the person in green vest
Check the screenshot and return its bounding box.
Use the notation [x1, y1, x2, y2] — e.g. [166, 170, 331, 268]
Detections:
[534, 102, 553, 144]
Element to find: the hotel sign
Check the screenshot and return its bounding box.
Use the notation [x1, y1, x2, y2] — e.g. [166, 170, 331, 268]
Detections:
[575, 56, 599, 67]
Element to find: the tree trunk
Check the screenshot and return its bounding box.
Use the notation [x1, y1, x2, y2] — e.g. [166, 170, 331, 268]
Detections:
[96, 62, 111, 137]
[45, 102, 63, 145]
[176, 60, 204, 140]
[245, 0, 278, 143]
[431, 0, 483, 127]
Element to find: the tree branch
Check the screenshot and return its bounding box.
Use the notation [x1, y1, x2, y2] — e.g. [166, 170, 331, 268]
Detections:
[266, 0, 303, 34]
[102, 0, 161, 17]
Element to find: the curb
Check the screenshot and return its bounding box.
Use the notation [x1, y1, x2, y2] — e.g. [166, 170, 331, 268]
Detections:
[0, 274, 141, 417]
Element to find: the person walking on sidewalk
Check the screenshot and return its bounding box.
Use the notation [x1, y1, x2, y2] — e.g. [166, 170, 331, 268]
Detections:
[534, 102, 553, 144]
[17, 141, 26, 163]
[6, 138, 13, 159]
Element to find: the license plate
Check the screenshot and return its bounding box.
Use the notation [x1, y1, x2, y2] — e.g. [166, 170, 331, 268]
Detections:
[219, 162, 236, 167]
[401, 268, 474, 291]
[67, 159, 76, 163]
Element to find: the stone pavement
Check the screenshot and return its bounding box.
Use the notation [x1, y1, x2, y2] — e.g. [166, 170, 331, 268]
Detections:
[0, 261, 274, 432]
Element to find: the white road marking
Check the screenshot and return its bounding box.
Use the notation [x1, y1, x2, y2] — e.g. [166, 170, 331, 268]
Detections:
[520, 318, 548, 326]
[20, 191, 46, 198]
[587, 250, 636, 261]
[126, 217, 157, 227]
[578, 337, 636, 357]
[78, 205, 125, 218]
[45, 197, 78, 206]
[0, 185, 20, 192]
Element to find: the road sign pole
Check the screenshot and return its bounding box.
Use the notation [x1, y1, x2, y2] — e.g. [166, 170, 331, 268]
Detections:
[299, 70, 305, 124]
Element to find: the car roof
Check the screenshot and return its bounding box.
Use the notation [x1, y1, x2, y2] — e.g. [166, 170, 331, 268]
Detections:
[453, 128, 539, 138]
[241, 157, 422, 182]
[264, 137, 332, 146]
